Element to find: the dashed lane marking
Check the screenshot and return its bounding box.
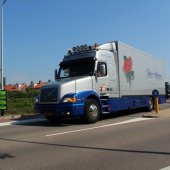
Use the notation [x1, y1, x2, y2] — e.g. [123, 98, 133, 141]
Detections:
[159, 166, 170, 170]
[46, 117, 154, 137]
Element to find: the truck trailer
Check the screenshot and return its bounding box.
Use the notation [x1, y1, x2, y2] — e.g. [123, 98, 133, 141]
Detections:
[35, 41, 166, 123]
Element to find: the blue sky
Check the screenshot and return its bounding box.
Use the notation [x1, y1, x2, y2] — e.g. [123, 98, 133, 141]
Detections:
[2, 0, 170, 84]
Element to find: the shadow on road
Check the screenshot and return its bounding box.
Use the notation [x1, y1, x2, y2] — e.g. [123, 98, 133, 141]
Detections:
[0, 153, 14, 159]
[0, 137, 169, 156]
[16, 109, 146, 127]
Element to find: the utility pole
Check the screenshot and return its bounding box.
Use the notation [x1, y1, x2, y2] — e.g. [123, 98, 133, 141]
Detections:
[1, 0, 6, 90]
[0, 0, 7, 116]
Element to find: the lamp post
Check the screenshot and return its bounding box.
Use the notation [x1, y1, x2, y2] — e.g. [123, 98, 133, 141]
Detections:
[1, 0, 6, 90]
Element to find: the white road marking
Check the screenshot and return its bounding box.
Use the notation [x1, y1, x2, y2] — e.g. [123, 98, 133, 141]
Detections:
[46, 117, 154, 137]
[0, 118, 46, 127]
[159, 166, 170, 170]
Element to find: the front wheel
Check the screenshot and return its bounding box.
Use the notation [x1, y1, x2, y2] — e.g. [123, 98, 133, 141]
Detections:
[84, 99, 100, 124]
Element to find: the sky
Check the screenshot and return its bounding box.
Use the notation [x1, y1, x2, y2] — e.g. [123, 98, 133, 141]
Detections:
[1, 0, 170, 84]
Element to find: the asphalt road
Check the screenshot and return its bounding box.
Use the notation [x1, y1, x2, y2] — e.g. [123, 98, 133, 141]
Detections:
[0, 106, 170, 170]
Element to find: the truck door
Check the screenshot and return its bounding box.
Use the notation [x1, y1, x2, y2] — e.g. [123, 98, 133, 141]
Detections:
[94, 51, 119, 98]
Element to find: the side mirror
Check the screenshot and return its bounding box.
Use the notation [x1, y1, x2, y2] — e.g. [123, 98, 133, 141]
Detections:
[54, 69, 58, 80]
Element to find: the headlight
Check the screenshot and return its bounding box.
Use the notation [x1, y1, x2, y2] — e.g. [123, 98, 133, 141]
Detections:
[62, 97, 77, 103]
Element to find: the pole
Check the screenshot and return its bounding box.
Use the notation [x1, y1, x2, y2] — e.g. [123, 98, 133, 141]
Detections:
[155, 96, 159, 114]
[1, 0, 6, 90]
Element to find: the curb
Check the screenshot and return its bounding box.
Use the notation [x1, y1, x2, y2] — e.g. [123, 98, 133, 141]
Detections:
[143, 108, 170, 118]
[0, 115, 20, 123]
[0, 114, 42, 123]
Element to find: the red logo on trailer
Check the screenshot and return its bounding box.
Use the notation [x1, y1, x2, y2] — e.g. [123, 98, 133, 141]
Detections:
[123, 56, 135, 85]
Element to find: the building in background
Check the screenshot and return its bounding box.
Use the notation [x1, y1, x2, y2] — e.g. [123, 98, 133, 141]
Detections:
[4, 83, 27, 92]
[27, 80, 47, 90]
[4, 80, 49, 92]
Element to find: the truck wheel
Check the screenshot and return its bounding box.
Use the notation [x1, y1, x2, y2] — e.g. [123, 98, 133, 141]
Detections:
[84, 99, 100, 124]
[146, 97, 154, 112]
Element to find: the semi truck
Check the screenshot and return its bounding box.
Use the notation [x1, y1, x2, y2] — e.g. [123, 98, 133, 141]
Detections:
[35, 41, 166, 123]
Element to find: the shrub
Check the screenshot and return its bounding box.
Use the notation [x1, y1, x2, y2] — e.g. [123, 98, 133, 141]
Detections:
[7, 90, 39, 98]
[6, 90, 39, 115]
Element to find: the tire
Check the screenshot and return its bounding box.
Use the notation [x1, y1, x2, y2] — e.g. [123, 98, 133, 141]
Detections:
[84, 99, 100, 124]
[146, 97, 154, 112]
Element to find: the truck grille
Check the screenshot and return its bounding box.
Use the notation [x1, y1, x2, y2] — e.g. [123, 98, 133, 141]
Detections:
[40, 87, 58, 103]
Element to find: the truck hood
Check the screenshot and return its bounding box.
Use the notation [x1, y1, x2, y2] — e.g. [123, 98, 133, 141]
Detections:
[45, 76, 90, 88]
[43, 76, 93, 101]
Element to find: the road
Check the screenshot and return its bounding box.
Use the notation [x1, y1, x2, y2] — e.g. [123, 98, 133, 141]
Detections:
[0, 105, 170, 170]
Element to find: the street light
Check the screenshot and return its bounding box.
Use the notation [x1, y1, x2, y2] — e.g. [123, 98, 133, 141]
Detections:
[1, 0, 6, 90]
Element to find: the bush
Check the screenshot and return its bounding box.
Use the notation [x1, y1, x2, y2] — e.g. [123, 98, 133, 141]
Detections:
[6, 90, 39, 116]
[7, 98, 34, 115]
[7, 90, 39, 98]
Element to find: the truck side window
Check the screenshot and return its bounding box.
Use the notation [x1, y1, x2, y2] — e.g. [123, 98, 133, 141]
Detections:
[97, 62, 107, 77]
[60, 68, 70, 78]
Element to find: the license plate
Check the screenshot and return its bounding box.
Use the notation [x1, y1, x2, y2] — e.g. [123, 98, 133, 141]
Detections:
[45, 112, 53, 116]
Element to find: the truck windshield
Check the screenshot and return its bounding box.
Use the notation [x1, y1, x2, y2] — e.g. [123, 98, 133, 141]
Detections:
[58, 60, 95, 78]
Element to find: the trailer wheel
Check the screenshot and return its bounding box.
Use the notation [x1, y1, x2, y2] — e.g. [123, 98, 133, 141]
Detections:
[146, 97, 154, 112]
[84, 99, 100, 124]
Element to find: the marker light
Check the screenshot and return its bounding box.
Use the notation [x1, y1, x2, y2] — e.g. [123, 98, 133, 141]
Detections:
[72, 47, 76, 52]
[84, 44, 88, 50]
[94, 43, 98, 48]
[67, 43, 98, 55]
[68, 49, 72, 55]
[88, 46, 92, 50]
[80, 45, 83, 50]
[76, 46, 80, 52]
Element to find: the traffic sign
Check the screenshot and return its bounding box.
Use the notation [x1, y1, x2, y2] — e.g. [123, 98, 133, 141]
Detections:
[0, 90, 7, 110]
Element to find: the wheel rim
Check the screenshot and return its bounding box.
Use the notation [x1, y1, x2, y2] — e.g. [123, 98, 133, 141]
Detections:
[88, 104, 98, 119]
[149, 98, 153, 109]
